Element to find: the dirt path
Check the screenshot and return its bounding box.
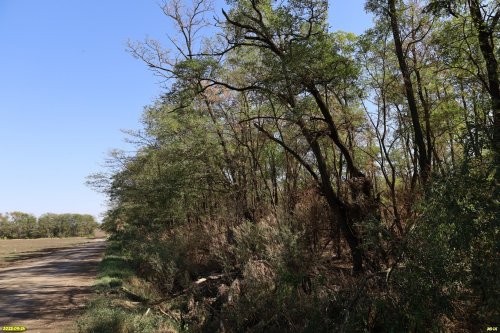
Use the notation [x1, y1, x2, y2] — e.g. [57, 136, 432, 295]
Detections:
[0, 239, 106, 332]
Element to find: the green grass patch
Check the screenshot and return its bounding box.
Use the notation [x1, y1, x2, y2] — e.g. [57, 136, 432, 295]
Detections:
[77, 240, 179, 333]
[77, 297, 176, 333]
[92, 242, 134, 292]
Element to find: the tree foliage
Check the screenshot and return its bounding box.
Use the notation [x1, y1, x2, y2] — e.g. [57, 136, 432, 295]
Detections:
[91, 0, 499, 331]
[0, 212, 99, 239]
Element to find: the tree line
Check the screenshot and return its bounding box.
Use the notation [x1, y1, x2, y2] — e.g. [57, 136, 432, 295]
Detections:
[0, 212, 99, 239]
[89, 0, 498, 331]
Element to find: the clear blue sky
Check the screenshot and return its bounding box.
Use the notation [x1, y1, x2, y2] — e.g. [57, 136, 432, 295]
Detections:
[0, 0, 373, 220]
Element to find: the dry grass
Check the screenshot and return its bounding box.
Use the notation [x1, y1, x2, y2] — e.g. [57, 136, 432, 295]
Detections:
[0, 237, 103, 268]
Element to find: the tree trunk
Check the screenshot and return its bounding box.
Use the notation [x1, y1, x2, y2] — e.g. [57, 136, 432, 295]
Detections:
[468, 0, 500, 180]
[301, 121, 364, 274]
[388, 0, 430, 183]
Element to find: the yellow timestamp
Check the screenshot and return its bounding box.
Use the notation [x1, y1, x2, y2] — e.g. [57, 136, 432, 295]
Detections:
[1, 327, 26, 332]
[487, 327, 498, 332]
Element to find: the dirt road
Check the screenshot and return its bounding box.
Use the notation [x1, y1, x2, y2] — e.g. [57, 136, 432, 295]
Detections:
[0, 239, 106, 332]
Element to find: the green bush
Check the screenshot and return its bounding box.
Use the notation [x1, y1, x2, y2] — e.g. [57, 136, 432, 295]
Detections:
[372, 166, 499, 332]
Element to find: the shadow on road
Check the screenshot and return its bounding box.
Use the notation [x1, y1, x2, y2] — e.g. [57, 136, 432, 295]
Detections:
[0, 240, 106, 328]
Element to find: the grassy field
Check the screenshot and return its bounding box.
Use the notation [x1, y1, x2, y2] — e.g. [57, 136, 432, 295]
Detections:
[0, 233, 106, 268]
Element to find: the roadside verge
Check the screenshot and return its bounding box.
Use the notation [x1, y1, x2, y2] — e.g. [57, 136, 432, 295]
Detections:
[76, 240, 180, 333]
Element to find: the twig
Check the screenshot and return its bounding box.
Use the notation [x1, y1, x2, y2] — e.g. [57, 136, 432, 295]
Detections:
[158, 306, 181, 323]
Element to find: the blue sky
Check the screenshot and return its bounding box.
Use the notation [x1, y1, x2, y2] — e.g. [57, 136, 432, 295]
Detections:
[0, 0, 373, 220]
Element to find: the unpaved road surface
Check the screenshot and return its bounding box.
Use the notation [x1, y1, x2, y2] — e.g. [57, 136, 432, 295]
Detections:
[0, 239, 106, 332]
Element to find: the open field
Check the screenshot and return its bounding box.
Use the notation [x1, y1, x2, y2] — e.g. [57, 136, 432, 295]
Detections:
[0, 234, 106, 268]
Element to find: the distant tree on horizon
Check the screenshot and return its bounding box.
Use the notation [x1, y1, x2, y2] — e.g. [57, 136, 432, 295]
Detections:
[0, 212, 99, 239]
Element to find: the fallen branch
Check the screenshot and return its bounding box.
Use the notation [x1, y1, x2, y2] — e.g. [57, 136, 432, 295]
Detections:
[194, 273, 227, 285]
[149, 271, 238, 306]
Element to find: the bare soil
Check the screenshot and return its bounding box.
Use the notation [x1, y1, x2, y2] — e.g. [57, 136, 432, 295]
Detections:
[0, 237, 103, 268]
[0, 239, 106, 332]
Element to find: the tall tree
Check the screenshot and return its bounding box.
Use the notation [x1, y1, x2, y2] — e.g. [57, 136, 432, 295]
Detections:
[367, 0, 432, 184]
[426, 0, 499, 178]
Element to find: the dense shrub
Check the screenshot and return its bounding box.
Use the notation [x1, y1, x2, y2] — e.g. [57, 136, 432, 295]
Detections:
[352, 165, 499, 332]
